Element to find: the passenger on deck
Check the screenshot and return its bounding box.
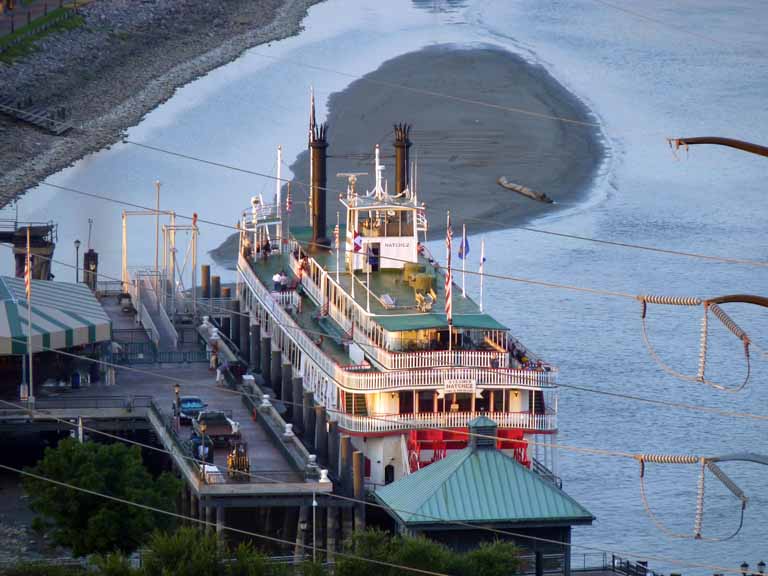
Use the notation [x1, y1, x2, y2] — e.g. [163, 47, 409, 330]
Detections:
[280, 271, 288, 291]
[262, 239, 271, 259]
[272, 272, 282, 291]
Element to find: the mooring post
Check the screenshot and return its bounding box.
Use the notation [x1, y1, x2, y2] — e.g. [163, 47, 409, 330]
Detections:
[216, 506, 225, 544]
[353, 451, 365, 530]
[295, 505, 310, 562]
[205, 504, 214, 534]
[326, 506, 337, 562]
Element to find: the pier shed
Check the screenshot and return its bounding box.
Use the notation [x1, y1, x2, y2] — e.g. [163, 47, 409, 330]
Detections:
[374, 416, 593, 575]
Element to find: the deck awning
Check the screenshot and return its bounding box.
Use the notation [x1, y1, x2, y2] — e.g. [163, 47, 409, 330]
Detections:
[0, 276, 111, 355]
[375, 313, 507, 333]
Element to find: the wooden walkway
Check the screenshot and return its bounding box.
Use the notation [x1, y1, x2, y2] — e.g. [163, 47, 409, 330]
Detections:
[0, 96, 71, 135]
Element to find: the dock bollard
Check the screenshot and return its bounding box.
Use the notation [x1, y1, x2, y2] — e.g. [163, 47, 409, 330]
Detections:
[260, 394, 271, 409]
[283, 423, 294, 438]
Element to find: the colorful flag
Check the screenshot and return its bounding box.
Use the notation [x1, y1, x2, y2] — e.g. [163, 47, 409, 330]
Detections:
[458, 226, 469, 260]
[353, 231, 363, 252]
[286, 184, 293, 213]
[445, 212, 453, 324]
[24, 249, 31, 300]
[333, 223, 340, 248]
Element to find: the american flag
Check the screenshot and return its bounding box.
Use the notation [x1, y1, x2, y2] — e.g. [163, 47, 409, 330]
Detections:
[24, 229, 31, 301]
[285, 184, 293, 213]
[445, 211, 452, 324]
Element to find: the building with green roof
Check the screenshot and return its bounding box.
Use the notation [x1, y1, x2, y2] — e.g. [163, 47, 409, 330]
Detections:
[374, 417, 593, 575]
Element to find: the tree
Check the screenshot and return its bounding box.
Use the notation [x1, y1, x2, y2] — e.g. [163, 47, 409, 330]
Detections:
[336, 529, 523, 576]
[23, 439, 180, 557]
[141, 527, 221, 576]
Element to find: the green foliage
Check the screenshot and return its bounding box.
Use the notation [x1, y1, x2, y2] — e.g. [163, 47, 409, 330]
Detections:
[91, 554, 137, 576]
[0, 563, 85, 576]
[457, 541, 523, 576]
[23, 439, 180, 557]
[336, 529, 522, 576]
[225, 541, 289, 576]
[0, 8, 84, 64]
[141, 527, 221, 576]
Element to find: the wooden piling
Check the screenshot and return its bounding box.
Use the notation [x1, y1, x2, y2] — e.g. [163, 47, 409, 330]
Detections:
[303, 392, 316, 450]
[260, 336, 271, 384]
[314, 406, 328, 465]
[292, 376, 304, 431]
[353, 451, 365, 530]
[281, 362, 293, 416]
[270, 350, 281, 396]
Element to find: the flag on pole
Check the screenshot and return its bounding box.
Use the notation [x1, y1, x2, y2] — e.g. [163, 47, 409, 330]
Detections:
[333, 223, 340, 248]
[353, 231, 363, 252]
[286, 184, 293, 213]
[24, 233, 31, 301]
[445, 212, 453, 324]
[457, 227, 469, 259]
[479, 237, 486, 313]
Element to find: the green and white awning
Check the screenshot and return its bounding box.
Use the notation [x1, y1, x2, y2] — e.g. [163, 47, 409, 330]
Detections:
[0, 276, 111, 355]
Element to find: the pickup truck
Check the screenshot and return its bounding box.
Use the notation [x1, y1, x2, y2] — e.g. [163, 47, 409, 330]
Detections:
[192, 410, 241, 446]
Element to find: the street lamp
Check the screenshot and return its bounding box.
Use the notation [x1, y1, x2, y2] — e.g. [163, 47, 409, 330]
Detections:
[741, 563, 749, 576]
[199, 421, 207, 465]
[758, 562, 765, 575]
[74, 239, 81, 283]
[173, 383, 180, 417]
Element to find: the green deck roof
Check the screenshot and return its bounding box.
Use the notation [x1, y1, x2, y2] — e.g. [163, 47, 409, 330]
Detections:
[282, 227, 506, 333]
[374, 448, 594, 527]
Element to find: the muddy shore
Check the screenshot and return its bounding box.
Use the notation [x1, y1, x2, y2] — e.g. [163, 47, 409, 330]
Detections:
[289, 44, 605, 237]
[211, 44, 603, 267]
[0, 0, 323, 207]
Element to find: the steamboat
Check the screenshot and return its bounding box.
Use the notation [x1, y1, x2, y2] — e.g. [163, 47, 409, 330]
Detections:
[235, 104, 560, 488]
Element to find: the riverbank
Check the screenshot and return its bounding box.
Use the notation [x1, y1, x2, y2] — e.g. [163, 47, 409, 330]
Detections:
[0, 0, 323, 207]
[289, 44, 605, 237]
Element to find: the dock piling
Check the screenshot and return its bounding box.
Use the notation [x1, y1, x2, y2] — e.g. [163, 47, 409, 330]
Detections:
[303, 392, 316, 450]
[260, 336, 271, 385]
[292, 376, 304, 432]
[314, 406, 328, 465]
[353, 451, 366, 530]
[270, 350, 282, 397]
[281, 362, 293, 414]
[250, 322, 260, 371]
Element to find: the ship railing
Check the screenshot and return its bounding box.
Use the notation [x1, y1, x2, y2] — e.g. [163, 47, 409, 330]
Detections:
[340, 366, 556, 391]
[240, 253, 556, 393]
[292, 253, 539, 374]
[271, 288, 301, 311]
[336, 410, 557, 434]
[240, 203, 280, 226]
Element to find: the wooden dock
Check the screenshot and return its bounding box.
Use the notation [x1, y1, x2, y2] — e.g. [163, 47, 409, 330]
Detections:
[0, 96, 71, 135]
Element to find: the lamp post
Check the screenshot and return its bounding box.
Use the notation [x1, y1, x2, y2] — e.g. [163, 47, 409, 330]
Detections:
[74, 239, 81, 283]
[757, 561, 765, 575]
[173, 383, 180, 426]
[741, 563, 750, 576]
[199, 421, 207, 466]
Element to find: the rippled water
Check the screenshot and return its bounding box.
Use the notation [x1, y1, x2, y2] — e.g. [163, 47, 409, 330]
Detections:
[10, 0, 768, 572]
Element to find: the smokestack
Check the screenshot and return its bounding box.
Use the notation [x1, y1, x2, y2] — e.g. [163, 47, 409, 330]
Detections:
[201, 264, 211, 299]
[394, 123, 412, 195]
[311, 122, 330, 248]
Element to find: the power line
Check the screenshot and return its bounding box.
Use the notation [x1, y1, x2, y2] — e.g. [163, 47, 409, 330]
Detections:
[0, 105, 755, 269]
[4, 243, 767, 426]
[0, 396, 758, 574]
[0, 462, 450, 576]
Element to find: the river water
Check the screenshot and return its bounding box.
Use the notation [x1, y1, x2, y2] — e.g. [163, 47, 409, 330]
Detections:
[10, 0, 768, 573]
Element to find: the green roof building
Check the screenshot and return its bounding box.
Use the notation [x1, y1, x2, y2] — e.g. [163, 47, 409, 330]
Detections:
[374, 417, 593, 575]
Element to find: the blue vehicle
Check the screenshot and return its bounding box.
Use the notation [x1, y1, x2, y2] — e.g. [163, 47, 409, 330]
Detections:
[174, 395, 207, 425]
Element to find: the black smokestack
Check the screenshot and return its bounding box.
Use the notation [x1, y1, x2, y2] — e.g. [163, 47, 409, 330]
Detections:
[394, 123, 412, 195]
[311, 122, 330, 247]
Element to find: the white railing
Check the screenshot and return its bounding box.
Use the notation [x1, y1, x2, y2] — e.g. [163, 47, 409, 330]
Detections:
[126, 277, 160, 347]
[271, 289, 301, 311]
[336, 410, 557, 434]
[139, 276, 178, 350]
[340, 366, 555, 392]
[388, 349, 509, 370]
[240, 254, 556, 394]
[290, 249, 540, 374]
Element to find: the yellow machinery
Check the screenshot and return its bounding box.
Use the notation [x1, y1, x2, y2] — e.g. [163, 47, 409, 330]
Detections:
[227, 442, 250, 480]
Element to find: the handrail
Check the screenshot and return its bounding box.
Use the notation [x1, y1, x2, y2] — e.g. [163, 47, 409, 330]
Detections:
[241, 253, 557, 393]
[336, 410, 557, 434]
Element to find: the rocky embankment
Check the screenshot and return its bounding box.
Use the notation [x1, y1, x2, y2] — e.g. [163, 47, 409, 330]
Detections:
[0, 0, 322, 206]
